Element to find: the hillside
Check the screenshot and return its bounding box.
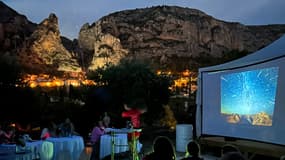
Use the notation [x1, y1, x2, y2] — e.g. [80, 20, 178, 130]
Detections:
[79, 6, 285, 71]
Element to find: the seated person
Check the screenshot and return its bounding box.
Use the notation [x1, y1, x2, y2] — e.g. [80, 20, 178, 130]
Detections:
[0, 124, 10, 143]
[221, 144, 240, 156]
[143, 136, 176, 160]
[40, 128, 51, 140]
[47, 121, 57, 137]
[220, 144, 246, 160]
[59, 118, 76, 136]
[102, 112, 111, 128]
[0, 125, 15, 143]
[90, 120, 106, 160]
[221, 152, 247, 160]
[181, 140, 203, 160]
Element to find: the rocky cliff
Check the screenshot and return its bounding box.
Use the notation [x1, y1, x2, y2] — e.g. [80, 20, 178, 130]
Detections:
[0, 1, 36, 57]
[0, 1, 81, 75]
[79, 6, 285, 71]
[1, 2, 285, 75]
[18, 13, 81, 74]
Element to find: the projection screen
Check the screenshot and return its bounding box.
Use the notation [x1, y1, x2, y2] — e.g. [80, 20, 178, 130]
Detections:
[201, 56, 285, 145]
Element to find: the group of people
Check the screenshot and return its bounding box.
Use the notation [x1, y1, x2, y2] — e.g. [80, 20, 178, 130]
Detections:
[89, 104, 146, 160]
[86, 101, 247, 160]
[143, 137, 247, 160]
[40, 118, 77, 140]
[0, 122, 36, 148]
[142, 137, 202, 160]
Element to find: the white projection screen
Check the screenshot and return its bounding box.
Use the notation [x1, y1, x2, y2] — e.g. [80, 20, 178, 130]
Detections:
[201, 56, 285, 145]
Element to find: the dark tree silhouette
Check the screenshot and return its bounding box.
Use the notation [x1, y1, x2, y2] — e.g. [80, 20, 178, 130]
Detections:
[87, 60, 172, 125]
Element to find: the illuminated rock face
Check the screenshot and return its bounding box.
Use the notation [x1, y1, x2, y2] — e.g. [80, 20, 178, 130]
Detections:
[18, 14, 81, 74]
[79, 21, 128, 70]
[1, 2, 285, 75]
[79, 6, 285, 71]
[0, 2, 81, 75]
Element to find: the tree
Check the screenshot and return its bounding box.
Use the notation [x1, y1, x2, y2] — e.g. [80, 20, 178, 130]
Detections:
[87, 60, 172, 124]
[0, 55, 20, 86]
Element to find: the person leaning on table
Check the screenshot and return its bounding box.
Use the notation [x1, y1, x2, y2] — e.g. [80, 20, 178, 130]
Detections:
[90, 120, 106, 160]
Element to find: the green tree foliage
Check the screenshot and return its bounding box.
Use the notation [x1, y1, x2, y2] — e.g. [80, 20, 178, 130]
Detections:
[87, 60, 172, 125]
[0, 56, 42, 124]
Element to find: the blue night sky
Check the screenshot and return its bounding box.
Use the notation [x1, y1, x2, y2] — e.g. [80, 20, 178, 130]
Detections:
[2, 0, 285, 39]
[221, 67, 279, 116]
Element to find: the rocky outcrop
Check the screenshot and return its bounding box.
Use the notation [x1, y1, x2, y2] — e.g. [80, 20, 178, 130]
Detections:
[0, 1, 82, 75]
[18, 13, 82, 74]
[1, 2, 285, 74]
[79, 22, 128, 70]
[79, 6, 285, 71]
[0, 1, 36, 54]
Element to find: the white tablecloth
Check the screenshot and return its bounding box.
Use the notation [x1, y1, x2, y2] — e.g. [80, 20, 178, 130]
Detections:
[47, 136, 84, 160]
[0, 141, 42, 160]
[0, 151, 33, 160]
[0, 136, 84, 160]
[99, 129, 142, 159]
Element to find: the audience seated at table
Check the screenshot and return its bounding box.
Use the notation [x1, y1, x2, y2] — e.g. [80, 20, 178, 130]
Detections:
[143, 136, 176, 160]
[39, 120, 57, 139]
[181, 140, 203, 160]
[0, 124, 15, 144]
[90, 120, 106, 160]
[47, 121, 57, 137]
[40, 128, 51, 140]
[58, 118, 78, 137]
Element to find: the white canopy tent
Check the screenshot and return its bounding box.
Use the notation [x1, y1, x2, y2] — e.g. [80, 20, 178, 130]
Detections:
[195, 34, 285, 145]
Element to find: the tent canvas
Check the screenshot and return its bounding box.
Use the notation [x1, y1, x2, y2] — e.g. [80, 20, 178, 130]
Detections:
[195, 34, 285, 145]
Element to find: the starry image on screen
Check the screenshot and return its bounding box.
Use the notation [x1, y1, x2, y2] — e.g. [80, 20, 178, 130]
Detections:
[221, 67, 279, 126]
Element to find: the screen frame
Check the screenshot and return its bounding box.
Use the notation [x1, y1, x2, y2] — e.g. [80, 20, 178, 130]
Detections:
[199, 54, 285, 147]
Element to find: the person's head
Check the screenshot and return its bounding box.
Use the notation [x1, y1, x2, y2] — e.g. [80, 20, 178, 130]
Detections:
[65, 118, 71, 123]
[221, 152, 247, 160]
[139, 107, 147, 114]
[187, 140, 200, 157]
[221, 144, 240, 156]
[98, 121, 104, 127]
[152, 136, 175, 159]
